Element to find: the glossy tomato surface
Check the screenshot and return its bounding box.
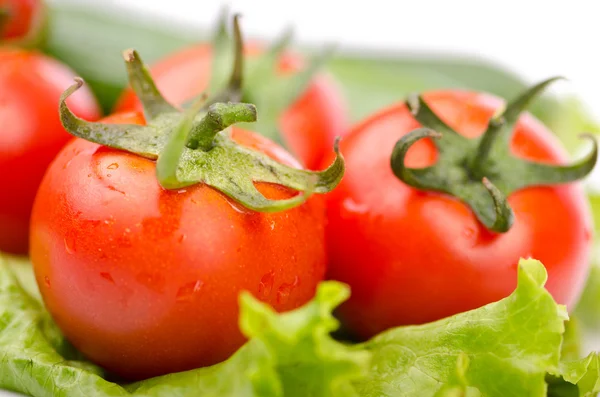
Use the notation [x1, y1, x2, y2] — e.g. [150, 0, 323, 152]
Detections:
[114, 43, 347, 170]
[30, 111, 327, 380]
[323, 91, 593, 339]
[0, 48, 99, 254]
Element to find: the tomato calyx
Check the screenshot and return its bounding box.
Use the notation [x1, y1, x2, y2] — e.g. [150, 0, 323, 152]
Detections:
[59, 50, 344, 213]
[391, 77, 598, 233]
[187, 13, 333, 146]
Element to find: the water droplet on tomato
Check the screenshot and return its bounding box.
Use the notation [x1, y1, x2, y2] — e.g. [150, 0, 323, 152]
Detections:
[177, 189, 187, 194]
[178, 234, 187, 243]
[226, 198, 252, 214]
[44, 276, 51, 288]
[63, 234, 76, 254]
[99, 272, 115, 283]
[258, 270, 275, 298]
[341, 198, 369, 218]
[277, 288, 290, 305]
[176, 280, 204, 302]
[461, 227, 477, 247]
[270, 221, 276, 230]
[276, 276, 299, 305]
[107, 163, 119, 170]
[106, 185, 126, 195]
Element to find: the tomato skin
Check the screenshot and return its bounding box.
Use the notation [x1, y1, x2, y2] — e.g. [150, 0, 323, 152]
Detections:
[0, 0, 40, 41]
[30, 111, 327, 380]
[114, 43, 347, 170]
[0, 48, 99, 254]
[322, 91, 592, 339]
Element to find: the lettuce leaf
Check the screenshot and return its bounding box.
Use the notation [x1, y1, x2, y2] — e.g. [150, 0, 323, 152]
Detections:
[547, 352, 600, 397]
[559, 352, 600, 396]
[0, 255, 368, 397]
[561, 319, 583, 362]
[1, 256, 599, 397]
[4, 254, 41, 302]
[576, 191, 600, 331]
[353, 259, 568, 396]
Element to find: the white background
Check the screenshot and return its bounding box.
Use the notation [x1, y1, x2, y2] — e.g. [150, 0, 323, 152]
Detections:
[54, 0, 600, 120]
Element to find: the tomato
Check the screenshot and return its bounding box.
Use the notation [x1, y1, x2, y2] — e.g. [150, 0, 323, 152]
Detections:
[114, 43, 347, 170]
[0, 0, 45, 45]
[322, 90, 593, 339]
[30, 111, 327, 380]
[0, 48, 99, 255]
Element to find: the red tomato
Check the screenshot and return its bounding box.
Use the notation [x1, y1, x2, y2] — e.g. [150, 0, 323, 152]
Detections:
[30, 111, 327, 380]
[114, 43, 347, 170]
[322, 91, 592, 339]
[0, 0, 43, 41]
[0, 48, 99, 254]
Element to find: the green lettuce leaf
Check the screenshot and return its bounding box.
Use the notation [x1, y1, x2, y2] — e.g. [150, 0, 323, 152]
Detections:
[562, 319, 583, 362]
[353, 259, 568, 396]
[577, 190, 600, 325]
[431, 353, 470, 397]
[2, 256, 599, 397]
[3, 254, 41, 302]
[560, 352, 600, 396]
[0, 255, 368, 397]
[548, 352, 600, 397]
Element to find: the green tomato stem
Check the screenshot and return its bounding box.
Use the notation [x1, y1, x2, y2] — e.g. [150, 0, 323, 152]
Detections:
[186, 12, 334, 148]
[469, 77, 564, 178]
[122, 49, 177, 121]
[391, 78, 598, 233]
[186, 102, 257, 151]
[59, 51, 345, 214]
[156, 97, 207, 189]
[207, 14, 244, 104]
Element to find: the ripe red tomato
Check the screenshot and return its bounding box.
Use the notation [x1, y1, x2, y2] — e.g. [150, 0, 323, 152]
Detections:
[30, 111, 327, 380]
[323, 90, 592, 339]
[114, 43, 346, 170]
[0, 48, 99, 254]
[0, 0, 44, 44]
